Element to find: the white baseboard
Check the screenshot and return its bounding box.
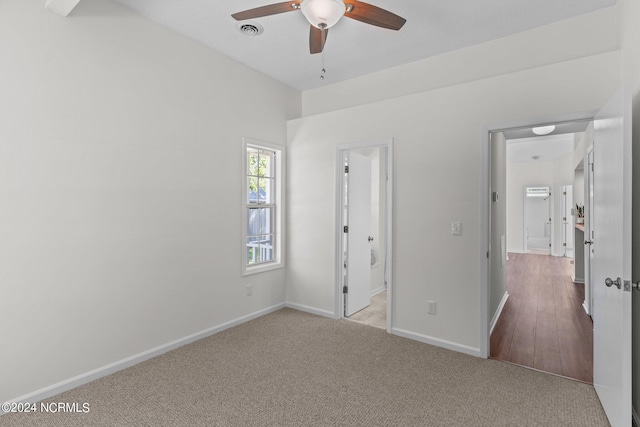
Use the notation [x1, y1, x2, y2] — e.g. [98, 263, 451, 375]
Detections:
[571, 275, 585, 284]
[582, 302, 591, 316]
[489, 292, 509, 335]
[391, 327, 481, 357]
[3, 302, 286, 409]
[633, 406, 639, 427]
[370, 286, 386, 297]
[285, 302, 336, 319]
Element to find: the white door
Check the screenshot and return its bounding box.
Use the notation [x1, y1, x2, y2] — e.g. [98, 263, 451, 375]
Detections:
[345, 151, 372, 316]
[562, 185, 574, 258]
[592, 88, 632, 427]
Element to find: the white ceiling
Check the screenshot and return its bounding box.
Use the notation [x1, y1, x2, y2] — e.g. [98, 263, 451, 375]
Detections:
[109, 0, 616, 91]
[507, 134, 577, 164]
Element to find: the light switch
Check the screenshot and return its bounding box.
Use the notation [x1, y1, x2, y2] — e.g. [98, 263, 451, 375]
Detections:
[451, 221, 462, 236]
[427, 300, 437, 315]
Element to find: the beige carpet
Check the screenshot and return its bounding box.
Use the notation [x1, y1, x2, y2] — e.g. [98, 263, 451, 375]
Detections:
[0, 308, 609, 426]
[347, 291, 387, 329]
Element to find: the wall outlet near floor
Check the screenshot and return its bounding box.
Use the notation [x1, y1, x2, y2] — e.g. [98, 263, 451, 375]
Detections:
[246, 284, 253, 296]
[427, 300, 437, 315]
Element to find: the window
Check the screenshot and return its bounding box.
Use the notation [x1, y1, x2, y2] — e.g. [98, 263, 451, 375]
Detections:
[242, 138, 284, 275]
[525, 186, 550, 198]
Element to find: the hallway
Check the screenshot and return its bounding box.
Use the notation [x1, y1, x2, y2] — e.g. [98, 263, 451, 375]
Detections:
[490, 253, 593, 383]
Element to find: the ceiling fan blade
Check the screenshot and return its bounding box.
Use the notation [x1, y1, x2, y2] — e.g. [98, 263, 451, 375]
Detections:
[232, 1, 301, 21]
[344, 1, 406, 30]
[309, 25, 328, 54]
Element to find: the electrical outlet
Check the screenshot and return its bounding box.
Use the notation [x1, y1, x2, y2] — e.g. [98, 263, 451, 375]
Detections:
[451, 221, 462, 236]
[246, 284, 253, 296]
[427, 300, 437, 315]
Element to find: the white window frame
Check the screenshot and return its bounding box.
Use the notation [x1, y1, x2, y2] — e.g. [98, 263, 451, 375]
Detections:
[242, 138, 285, 276]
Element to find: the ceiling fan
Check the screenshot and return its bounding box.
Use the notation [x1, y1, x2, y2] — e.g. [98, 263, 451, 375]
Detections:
[232, 0, 406, 54]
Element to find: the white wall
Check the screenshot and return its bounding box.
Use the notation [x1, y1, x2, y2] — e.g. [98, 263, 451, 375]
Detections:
[287, 50, 621, 353]
[0, 0, 300, 402]
[574, 169, 585, 208]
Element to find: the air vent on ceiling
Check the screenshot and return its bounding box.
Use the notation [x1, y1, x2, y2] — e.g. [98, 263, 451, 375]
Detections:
[237, 23, 264, 36]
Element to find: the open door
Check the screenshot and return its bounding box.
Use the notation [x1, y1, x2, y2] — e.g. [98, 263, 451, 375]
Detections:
[592, 87, 632, 427]
[562, 185, 574, 258]
[344, 151, 372, 316]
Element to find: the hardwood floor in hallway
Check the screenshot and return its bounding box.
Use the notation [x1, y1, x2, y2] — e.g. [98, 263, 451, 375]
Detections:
[490, 253, 593, 383]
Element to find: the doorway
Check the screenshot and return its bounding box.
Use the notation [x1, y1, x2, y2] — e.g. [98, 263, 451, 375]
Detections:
[487, 120, 594, 383]
[523, 185, 552, 255]
[335, 139, 394, 332]
[482, 89, 633, 425]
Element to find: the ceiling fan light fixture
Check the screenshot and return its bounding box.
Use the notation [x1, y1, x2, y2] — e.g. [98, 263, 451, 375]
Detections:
[300, 0, 345, 29]
[532, 125, 556, 136]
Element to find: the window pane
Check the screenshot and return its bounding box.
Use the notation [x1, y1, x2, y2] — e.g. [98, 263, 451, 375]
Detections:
[260, 151, 274, 178]
[246, 236, 260, 264]
[259, 177, 274, 204]
[247, 208, 260, 236]
[248, 150, 259, 176]
[260, 207, 274, 234]
[248, 176, 259, 204]
[260, 235, 274, 262]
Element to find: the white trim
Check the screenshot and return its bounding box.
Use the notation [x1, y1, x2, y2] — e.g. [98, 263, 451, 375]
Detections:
[582, 302, 591, 316]
[480, 126, 491, 359]
[572, 275, 585, 284]
[45, 0, 82, 17]
[558, 183, 574, 258]
[480, 110, 597, 359]
[3, 303, 285, 408]
[391, 328, 481, 358]
[371, 286, 386, 297]
[335, 138, 394, 332]
[243, 262, 284, 276]
[285, 302, 335, 319]
[489, 292, 509, 335]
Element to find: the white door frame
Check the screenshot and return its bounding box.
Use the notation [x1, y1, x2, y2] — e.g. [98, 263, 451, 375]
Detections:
[586, 145, 594, 316]
[480, 111, 596, 358]
[560, 183, 574, 258]
[334, 138, 394, 332]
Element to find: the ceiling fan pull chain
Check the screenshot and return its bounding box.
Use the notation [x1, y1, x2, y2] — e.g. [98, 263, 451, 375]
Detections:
[320, 30, 326, 80]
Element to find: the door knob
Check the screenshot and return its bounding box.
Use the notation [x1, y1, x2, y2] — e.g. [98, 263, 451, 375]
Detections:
[584, 240, 593, 245]
[605, 277, 622, 289]
[368, 236, 374, 242]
